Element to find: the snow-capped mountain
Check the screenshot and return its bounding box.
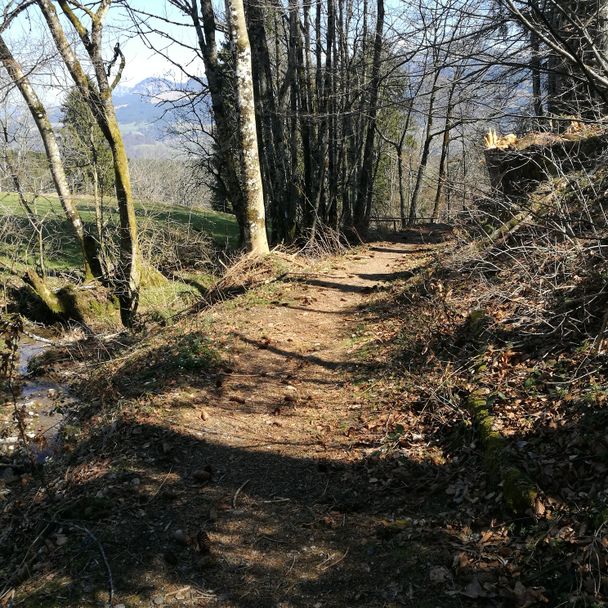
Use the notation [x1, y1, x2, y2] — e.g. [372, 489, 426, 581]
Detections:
[111, 77, 206, 156]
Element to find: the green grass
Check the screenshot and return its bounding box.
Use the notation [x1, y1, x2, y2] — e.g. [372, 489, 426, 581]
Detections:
[0, 192, 239, 272]
[1, 192, 240, 240]
[0, 192, 239, 318]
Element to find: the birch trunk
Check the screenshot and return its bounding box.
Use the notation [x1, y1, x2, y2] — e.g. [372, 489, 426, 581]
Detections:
[227, 0, 270, 254]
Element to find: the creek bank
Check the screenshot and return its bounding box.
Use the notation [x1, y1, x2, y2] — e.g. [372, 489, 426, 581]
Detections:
[0, 338, 76, 467]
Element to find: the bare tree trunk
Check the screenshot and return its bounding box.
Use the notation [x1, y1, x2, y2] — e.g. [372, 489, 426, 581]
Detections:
[408, 63, 441, 225]
[38, 0, 140, 326]
[353, 0, 384, 235]
[299, 0, 315, 229]
[530, 29, 544, 119]
[191, 0, 247, 244]
[247, 0, 293, 243]
[431, 126, 450, 224]
[227, 0, 270, 254]
[0, 34, 98, 280]
[431, 80, 458, 223]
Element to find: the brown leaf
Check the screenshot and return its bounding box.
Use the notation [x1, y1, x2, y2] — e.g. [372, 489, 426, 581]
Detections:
[534, 497, 546, 518]
[452, 551, 469, 572]
[195, 530, 211, 554]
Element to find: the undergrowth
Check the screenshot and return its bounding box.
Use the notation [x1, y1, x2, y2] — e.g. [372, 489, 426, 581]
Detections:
[346, 145, 608, 605]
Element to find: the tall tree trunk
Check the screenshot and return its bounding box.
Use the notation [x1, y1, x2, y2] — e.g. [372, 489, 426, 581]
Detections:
[395, 96, 416, 229]
[408, 65, 440, 225]
[227, 0, 270, 254]
[353, 0, 384, 235]
[431, 127, 450, 224]
[38, 0, 140, 325]
[397, 145, 407, 228]
[186, 0, 247, 245]
[431, 80, 458, 223]
[286, 0, 302, 240]
[530, 29, 544, 119]
[247, 0, 290, 243]
[299, 0, 315, 228]
[0, 35, 98, 280]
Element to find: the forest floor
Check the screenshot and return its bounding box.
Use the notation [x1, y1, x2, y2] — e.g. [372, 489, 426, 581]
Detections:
[2, 225, 607, 607]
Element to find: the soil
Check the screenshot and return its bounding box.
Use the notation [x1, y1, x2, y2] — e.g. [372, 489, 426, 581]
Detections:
[3, 226, 587, 608]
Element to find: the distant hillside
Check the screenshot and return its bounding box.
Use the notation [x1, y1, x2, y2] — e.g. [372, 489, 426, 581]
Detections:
[111, 77, 209, 158]
[28, 77, 211, 159]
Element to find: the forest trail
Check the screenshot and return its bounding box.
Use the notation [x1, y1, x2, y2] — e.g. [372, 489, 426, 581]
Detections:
[112, 230, 453, 607]
[194, 235, 436, 465]
[10, 229, 460, 608]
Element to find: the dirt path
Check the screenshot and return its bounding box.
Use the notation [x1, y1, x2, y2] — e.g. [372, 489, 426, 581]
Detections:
[124, 235, 448, 608]
[196, 239, 425, 463]
[11, 233, 457, 608]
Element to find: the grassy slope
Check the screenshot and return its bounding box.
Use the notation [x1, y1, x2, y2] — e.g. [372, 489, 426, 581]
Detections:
[0, 192, 239, 316]
[0, 192, 239, 271]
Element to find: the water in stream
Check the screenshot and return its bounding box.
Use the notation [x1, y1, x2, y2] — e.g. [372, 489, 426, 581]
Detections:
[0, 340, 70, 464]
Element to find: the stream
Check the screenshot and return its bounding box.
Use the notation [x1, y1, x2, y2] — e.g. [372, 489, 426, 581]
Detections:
[0, 339, 72, 465]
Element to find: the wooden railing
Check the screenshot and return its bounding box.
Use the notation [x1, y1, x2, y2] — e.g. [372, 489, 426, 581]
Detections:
[369, 217, 436, 231]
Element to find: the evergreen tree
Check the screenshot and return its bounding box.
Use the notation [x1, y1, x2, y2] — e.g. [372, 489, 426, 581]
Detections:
[60, 85, 114, 201]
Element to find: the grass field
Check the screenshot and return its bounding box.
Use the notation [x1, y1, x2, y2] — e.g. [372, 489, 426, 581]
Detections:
[0, 192, 240, 317]
[0, 192, 239, 272]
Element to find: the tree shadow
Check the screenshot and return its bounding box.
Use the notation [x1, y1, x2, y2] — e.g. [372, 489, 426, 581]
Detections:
[6, 224, 603, 605]
[354, 270, 417, 282]
[1, 418, 484, 608]
[285, 277, 376, 294]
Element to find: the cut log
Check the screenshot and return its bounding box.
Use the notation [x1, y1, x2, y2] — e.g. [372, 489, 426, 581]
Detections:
[484, 132, 608, 197]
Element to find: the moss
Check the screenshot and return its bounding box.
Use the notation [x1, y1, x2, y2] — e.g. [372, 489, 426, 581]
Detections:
[502, 466, 538, 514]
[24, 270, 66, 317]
[466, 389, 537, 514]
[139, 262, 168, 288]
[56, 284, 118, 325]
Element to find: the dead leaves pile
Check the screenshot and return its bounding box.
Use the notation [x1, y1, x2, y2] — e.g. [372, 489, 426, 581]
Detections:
[345, 260, 608, 605]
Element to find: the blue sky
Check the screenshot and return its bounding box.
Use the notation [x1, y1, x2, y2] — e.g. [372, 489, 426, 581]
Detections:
[3, 0, 204, 88]
[110, 1, 203, 86]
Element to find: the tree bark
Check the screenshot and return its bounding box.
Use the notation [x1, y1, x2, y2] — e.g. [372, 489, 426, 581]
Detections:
[37, 0, 140, 326]
[227, 0, 270, 254]
[353, 0, 384, 235]
[408, 61, 441, 225]
[431, 80, 458, 223]
[0, 34, 98, 280]
[530, 28, 544, 119]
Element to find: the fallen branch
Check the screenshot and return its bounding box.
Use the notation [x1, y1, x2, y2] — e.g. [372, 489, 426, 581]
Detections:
[58, 522, 114, 606]
[232, 479, 250, 509]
